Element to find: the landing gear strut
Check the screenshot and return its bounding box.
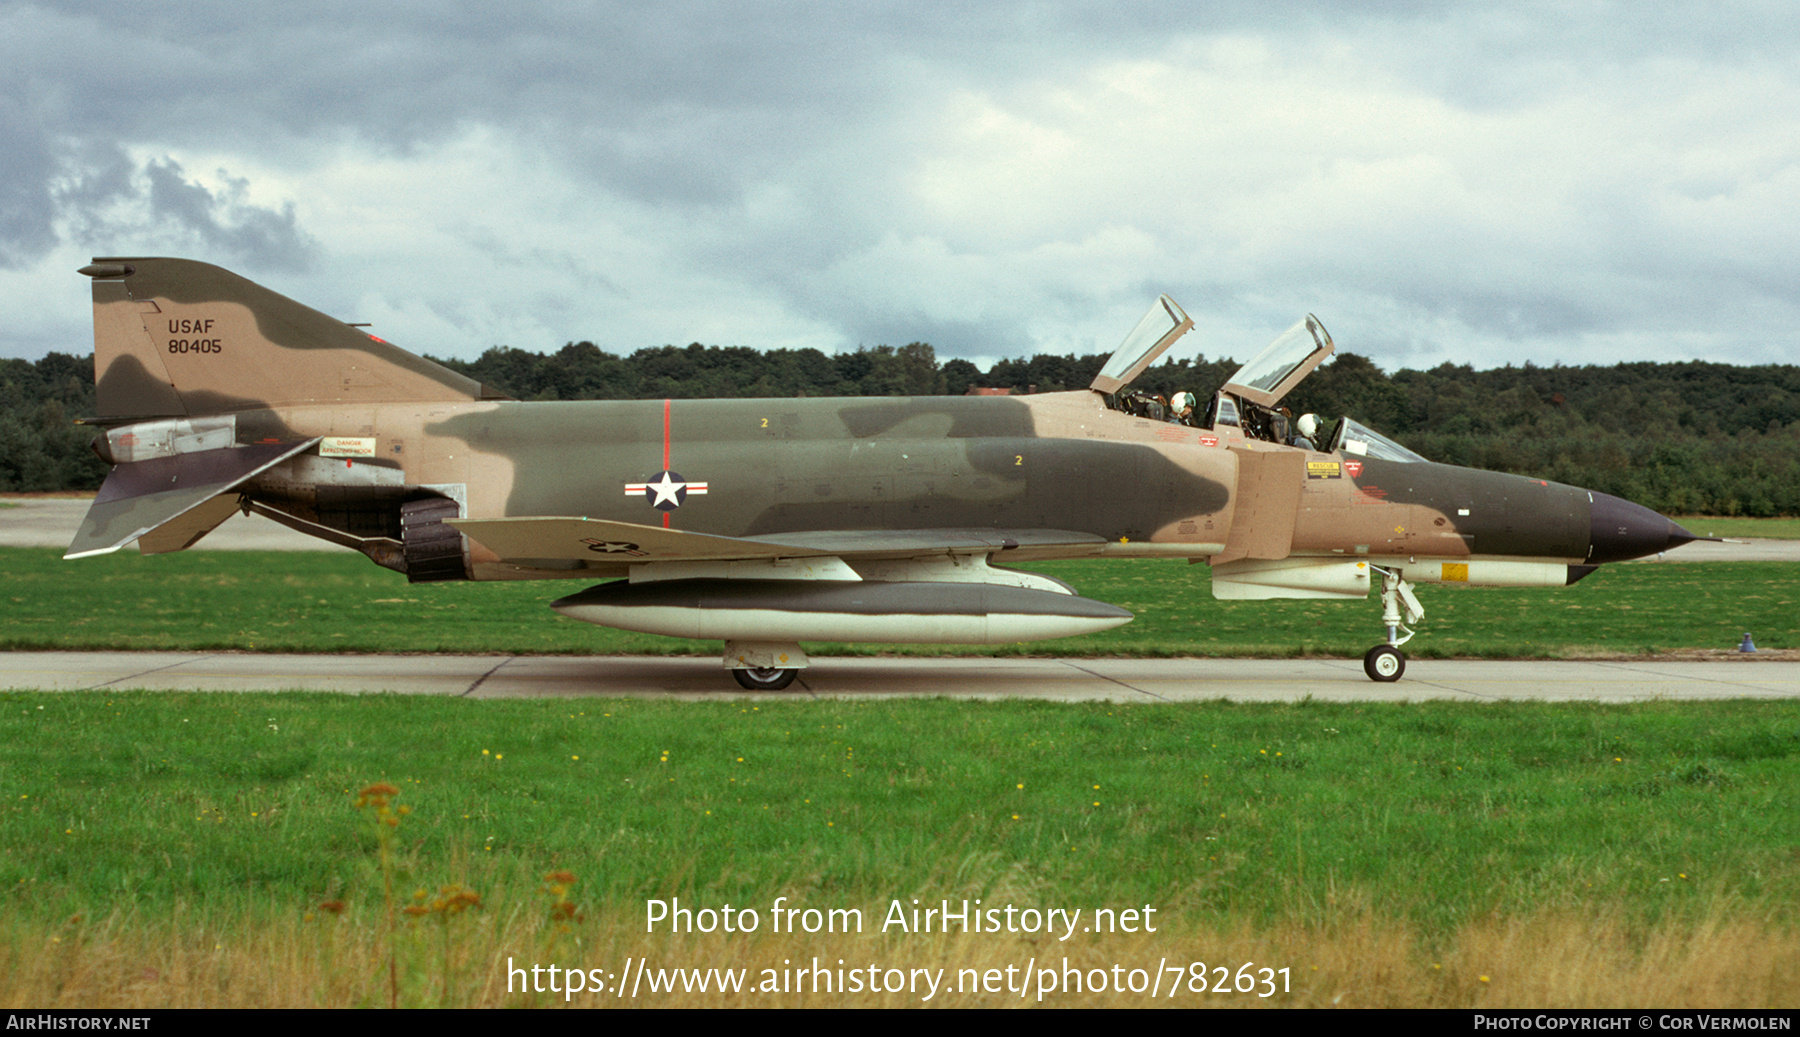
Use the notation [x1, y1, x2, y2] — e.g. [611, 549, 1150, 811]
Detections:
[1363, 567, 1423, 682]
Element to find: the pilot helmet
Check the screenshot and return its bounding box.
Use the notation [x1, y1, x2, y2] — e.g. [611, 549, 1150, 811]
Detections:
[1296, 413, 1320, 439]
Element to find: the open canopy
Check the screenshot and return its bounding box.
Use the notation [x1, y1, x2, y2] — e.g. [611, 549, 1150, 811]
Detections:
[1089, 300, 1334, 411]
[1221, 315, 1334, 407]
[1089, 295, 1194, 395]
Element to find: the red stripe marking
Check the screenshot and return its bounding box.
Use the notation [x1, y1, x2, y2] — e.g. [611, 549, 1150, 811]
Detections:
[662, 399, 672, 528]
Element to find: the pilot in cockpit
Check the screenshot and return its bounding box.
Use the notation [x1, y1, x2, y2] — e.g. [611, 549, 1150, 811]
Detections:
[1293, 413, 1321, 451]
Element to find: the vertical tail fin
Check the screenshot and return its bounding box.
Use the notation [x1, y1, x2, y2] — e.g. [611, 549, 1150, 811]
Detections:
[82, 257, 509, 419]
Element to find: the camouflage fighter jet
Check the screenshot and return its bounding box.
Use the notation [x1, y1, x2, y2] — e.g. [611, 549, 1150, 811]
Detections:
[66, 258, 1699, 687]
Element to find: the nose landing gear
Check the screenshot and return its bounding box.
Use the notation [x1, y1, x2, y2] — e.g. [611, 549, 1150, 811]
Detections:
[1363, 567, 1423, 682]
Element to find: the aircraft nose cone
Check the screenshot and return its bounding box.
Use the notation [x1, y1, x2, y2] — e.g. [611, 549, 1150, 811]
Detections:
[1587, 492, 1696, 563]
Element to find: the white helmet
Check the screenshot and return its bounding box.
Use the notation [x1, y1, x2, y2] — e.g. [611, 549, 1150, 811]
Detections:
[1296, 413, 1320, 440]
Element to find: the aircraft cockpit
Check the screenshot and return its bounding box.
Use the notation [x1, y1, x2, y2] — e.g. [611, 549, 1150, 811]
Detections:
[1315, 416, 1428, 463]
[1093, 298, 1427, 462]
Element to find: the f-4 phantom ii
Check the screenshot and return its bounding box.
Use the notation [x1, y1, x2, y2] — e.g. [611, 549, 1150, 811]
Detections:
[67, 258, 1699, 687]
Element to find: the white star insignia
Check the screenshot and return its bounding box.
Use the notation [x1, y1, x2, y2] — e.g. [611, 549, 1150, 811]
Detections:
[646, 470, 685, 507]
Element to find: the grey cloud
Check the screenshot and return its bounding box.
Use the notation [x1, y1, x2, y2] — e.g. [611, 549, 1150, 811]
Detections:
[8, 1, 1800, 369]
[34, 146, 317, 271]
[20, 3, 1799, 173]
[10, 2, 1264, 205]
[1398, 288, 1602, 342]
[53, 141, 137, 213]
[838, 311, 1038, 364]
[140, 159, 315, 270]
[0, 105, 57, 268]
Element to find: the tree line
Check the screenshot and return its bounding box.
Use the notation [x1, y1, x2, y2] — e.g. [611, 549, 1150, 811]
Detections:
[7, 342, 1798, 516]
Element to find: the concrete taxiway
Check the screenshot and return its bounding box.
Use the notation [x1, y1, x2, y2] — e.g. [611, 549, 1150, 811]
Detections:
[1, 497, 352, 551]
[4, 652, 1797, 702]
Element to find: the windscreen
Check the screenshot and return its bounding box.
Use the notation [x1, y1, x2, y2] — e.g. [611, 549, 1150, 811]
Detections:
[1336, 418, 1428, 463]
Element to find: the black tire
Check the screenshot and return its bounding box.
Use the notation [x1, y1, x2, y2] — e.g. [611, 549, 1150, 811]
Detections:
[732, 667, 798, 691]
[1363, 645, 1405, 682]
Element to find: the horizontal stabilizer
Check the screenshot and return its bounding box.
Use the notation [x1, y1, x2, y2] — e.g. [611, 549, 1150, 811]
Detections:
[64, 439, 321, 559]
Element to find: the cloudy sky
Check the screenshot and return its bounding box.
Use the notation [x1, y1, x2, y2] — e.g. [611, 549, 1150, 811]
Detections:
[5, 1, 1798, 376]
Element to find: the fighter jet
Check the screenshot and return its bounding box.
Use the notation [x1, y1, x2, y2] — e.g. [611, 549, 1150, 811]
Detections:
[66, 258, 1698, 687]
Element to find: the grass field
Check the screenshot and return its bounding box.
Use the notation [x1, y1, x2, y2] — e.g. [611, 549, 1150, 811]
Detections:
[2, 692, 1797, 1007]
[2, 547, 1793, 656]
[4, 545, 1798, 1007]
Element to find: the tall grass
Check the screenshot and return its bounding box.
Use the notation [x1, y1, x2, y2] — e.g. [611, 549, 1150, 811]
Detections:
[4, 892, 1794, 1007]
[3, 693, 1798, 1006]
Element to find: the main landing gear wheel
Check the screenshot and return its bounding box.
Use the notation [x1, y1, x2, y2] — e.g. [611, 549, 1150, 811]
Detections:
[732, 667, 798, 691]
[1363, 645, 1405, 682]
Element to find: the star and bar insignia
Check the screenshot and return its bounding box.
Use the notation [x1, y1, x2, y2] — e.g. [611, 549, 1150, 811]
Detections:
[624, 470, 709, 511]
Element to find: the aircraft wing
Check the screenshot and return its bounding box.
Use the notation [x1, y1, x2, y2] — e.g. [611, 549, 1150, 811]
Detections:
[452, 517, 1107, 565]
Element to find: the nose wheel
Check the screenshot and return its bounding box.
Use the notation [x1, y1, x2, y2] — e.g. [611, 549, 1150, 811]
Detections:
[1363, 644, 1405, 682]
